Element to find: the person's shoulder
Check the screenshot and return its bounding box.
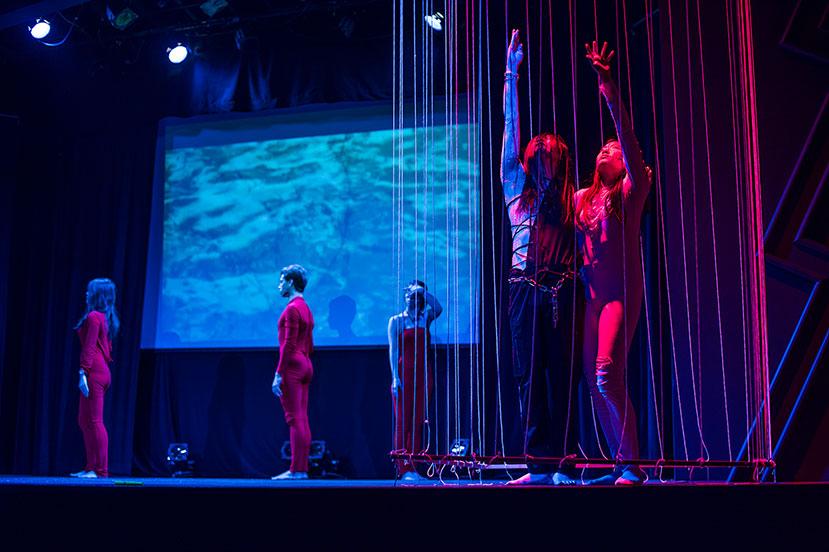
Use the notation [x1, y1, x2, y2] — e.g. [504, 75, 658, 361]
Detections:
[87, 311, 106, 323]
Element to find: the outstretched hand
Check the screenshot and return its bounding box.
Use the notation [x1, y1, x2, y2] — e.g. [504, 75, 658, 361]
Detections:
[585, 40, 615, 81]
[506, 29, 523, 73]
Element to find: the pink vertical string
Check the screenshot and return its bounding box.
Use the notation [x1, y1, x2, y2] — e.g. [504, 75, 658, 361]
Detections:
[644, 0, 667, 453]
[547, 0, 557, 135]
[695, 0, 733, 461]
[684, 0, 708, 462]
[524, 0, 534, 138]
[725, 0, 753, 462]
[741, 0, 769, 461]
[592, 0, 604, 140]
[668, 0, 708, 463]
[647, 0, 689, 461]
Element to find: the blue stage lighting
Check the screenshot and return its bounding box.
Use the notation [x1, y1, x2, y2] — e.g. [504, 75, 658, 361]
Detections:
[167, 43, 189, 64]
[29, 19, 51, 39]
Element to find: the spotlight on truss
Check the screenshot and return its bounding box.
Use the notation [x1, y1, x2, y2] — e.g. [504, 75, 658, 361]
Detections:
[200, 0, 229, 18]
[29, 18, 51, 39]
[424, 11, 444, 32]
[167, 43, 189, 64]
[106, 2, 139, 31]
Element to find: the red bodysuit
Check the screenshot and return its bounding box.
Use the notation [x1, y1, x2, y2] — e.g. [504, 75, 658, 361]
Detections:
[277, 296, 315, 473]
[392, 325, 434, 474]
[77, 310, 112, 477]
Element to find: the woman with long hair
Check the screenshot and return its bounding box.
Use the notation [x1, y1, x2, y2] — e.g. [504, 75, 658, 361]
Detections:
[72, 278, 119, 478]
[576, 41, 653, 485]
[387, 280, 442, 481]
[502, 29, 580, 485]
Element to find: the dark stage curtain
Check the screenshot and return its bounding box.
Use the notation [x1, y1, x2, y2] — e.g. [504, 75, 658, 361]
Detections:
[133, 349, 394, 478]
[0, 114, 156, 474]
[0, 23, 400, 476]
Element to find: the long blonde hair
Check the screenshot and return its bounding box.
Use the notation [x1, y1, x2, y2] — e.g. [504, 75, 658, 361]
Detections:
[576, 139, 625, 227]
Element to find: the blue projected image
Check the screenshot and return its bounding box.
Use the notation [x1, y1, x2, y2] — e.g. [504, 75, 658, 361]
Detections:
[142, 103, 479, 348]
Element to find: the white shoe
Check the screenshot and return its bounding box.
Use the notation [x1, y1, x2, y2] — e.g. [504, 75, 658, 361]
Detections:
[398, 471, 426, 483]
[69, 470, 89, 478]
[77, 471, 98, 479]
[271, 470, 308, 480]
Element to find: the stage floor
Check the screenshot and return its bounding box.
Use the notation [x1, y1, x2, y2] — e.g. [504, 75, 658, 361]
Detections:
[2, 475, 826, 549]
[2, 474, 827, 489]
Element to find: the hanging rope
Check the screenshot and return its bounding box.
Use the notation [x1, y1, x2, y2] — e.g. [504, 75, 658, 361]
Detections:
[693, 0, 732, 461]
[388, 0, 771, 482]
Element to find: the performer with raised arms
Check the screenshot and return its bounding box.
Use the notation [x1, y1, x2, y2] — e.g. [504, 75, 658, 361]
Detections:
[502, 29, 580, 485]
[576, 41, 653, 485]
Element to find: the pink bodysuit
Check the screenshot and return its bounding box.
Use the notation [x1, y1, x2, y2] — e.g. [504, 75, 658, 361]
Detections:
[575, 79, 652, 461]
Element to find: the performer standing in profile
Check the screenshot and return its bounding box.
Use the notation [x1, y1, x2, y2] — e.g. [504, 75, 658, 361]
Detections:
[576, 41, 653, 485]
[271, 264, 315, 480]
[501, 29, 580, 485]
[387, 280, 442, 481]
[72, 278, 119, 478]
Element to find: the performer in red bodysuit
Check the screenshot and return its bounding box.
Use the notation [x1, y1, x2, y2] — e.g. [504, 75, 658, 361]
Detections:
[576, 41, 653, 485]
[72, 278, 119, 479]
[271, 264, 315, 480]
[387, 280, 442, 481]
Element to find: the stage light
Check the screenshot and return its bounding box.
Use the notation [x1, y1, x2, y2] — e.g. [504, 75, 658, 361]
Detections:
[200, 0, 229, 18]
[424, 12, 444, 32]
[106, 3, 139, 31]
[167, 43, 189, 64]
[29, 19, 51, 40]
[449, 438, 470, 456]
[166, 443, 195, 477]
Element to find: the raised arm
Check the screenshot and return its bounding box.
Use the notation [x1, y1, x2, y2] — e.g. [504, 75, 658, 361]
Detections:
[501, 29, 525, 201]
[424, 291, 443, 323]
[586, 41, 651, 202]
[387, 315, 401, 395]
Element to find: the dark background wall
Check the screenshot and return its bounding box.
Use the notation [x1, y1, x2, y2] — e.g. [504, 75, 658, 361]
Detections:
[751, 0, 828, 482]
[0, 0, 825, 480]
